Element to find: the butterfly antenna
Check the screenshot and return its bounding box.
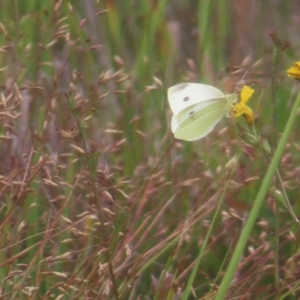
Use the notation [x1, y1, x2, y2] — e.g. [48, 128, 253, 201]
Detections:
[234, 71, 248, 93]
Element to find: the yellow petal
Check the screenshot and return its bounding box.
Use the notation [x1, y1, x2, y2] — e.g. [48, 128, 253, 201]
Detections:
[240, 85, 254, 104]
[287, 61, 300, 79]
[287, 67, 300, 78]
[295, 61, 300, 70]
[243, 106, 254, 124]
[231, 102, 244, 117]
[231, 85, 254, 124]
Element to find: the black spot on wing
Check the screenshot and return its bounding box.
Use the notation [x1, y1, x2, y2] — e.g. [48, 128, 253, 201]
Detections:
[188, 111, 196, 119]
[183, 96, 190, 102]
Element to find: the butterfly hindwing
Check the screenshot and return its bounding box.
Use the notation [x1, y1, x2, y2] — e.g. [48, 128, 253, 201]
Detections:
[171, 101, 227, 141]
[174, 98, 223, 125]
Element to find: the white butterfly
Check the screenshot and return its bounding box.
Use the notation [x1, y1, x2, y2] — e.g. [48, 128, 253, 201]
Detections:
[167, 83, 237, 141]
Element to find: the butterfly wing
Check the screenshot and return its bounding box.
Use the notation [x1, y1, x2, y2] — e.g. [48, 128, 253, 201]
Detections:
[171, 100, 227, 141]
[167, 83, 225, 116]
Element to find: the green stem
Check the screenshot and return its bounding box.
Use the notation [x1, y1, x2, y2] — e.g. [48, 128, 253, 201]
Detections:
[215, 90, 300, 300]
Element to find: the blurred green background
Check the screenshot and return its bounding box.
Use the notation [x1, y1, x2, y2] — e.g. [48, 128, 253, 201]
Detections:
[0, 1, 300, 299]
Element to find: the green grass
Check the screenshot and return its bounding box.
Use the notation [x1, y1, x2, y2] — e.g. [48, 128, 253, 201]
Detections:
[1, 1, 300, 299]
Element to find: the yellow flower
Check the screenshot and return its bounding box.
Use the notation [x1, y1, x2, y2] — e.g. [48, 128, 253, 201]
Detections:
[287, 61, 300, 79]
[231, 85, 254, 124]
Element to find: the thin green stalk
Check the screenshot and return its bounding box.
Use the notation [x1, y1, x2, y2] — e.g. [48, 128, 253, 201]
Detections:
[261, 142, 299, 223]
[270, 59, 280, 147]
[262, 135, 299, 299]
[274, 168, 299, 223]
[270, 47, 282, 300]
[181, 166, 237, 300]
[215, 90, 300, 300]
[197, 0, 214, 72]
[274, 196, 280, 300]
[279, 280, 300, 299]
[68, 95, 119, 300]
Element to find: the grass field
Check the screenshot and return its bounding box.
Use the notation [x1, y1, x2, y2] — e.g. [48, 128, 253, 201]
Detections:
[1, 1, 300, 299]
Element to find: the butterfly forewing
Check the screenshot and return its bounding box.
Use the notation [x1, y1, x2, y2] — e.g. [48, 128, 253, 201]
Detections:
[168, 83, 225, 116]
